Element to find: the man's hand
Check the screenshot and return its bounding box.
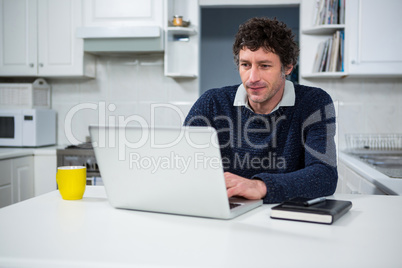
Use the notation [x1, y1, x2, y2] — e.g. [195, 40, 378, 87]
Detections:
[224, 172, 267, 200]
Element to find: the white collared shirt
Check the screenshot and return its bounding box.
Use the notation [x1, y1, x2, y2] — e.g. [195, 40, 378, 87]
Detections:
[233, 80, 296, 114]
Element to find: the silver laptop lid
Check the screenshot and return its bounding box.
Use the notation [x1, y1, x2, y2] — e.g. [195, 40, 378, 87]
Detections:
[90, 125, 236, 218]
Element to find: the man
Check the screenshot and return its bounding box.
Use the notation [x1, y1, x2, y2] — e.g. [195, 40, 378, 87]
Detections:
[184, 17, 337, 204]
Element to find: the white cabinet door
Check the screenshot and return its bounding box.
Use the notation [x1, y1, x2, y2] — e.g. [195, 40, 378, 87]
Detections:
[0, 156, 34, 207]
[37, 0, 94, 76]
[34, 154, 57, 196]
[82, 0, 164, 27]
[12, 156, 34, 203]
[347, 0, 402, 75]
[0, 0, 37, 76]
[0, 0, 95, 77]
[0, 159, 12, 208]
[0, 185, 12, 208]
[337, 159, 388, 195]
[360, 178, 387, 195]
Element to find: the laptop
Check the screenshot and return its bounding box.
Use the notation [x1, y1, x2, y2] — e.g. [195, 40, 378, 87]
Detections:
[89, 125, 263, 219]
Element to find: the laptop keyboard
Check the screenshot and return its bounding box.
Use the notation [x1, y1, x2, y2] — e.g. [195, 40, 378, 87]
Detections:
[229, 203, 242, 209]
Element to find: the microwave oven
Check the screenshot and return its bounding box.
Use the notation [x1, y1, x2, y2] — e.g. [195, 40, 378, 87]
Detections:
[0, 109, 56, 147]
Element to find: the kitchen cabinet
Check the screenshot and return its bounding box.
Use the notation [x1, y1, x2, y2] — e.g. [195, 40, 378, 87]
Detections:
[82, 0, 164, 28]
[34, 153, 57, 196]
[12, 156, 34, 204]
[0, 159, 12, 208]
[300, 0, 402, 79]
[337, 159, 387, 195]
[0, 156, 34, 208]
[0, 0, 95, 77]
[346, 0, 402, 76]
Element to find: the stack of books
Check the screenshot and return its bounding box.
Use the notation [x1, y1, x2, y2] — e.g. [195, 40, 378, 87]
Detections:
[312, 30, 345, 73]
[313, 0, 345, 25]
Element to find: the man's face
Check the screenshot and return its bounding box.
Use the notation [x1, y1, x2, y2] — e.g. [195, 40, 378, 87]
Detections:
[239, 47, 293, 113]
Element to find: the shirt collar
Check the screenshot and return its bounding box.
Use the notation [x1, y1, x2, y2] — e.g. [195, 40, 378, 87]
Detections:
[233, 80, 295, 113]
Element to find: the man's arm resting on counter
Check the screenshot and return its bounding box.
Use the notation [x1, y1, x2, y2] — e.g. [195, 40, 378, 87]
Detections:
[252, 163, 338, 204]
[227, 119, 338, 204]
[224, 162, 337, 204]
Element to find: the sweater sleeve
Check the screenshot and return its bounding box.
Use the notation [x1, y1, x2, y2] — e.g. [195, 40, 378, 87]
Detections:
[253, 91, 338, 204]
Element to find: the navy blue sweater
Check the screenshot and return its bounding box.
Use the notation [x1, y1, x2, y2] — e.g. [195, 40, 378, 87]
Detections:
[184, 83, 338, 204]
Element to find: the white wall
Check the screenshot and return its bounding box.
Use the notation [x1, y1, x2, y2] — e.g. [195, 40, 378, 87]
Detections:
[50, 54, 198, 145]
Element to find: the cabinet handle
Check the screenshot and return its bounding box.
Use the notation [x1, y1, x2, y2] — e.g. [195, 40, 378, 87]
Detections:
[39, 63, 44, 67]
[351, 60, 356, 64]
[29, 63, 34, 68]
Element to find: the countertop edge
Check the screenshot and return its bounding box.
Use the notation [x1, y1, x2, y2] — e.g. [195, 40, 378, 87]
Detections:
[0, 146, 62, 160]
[339, 152, 401, 195]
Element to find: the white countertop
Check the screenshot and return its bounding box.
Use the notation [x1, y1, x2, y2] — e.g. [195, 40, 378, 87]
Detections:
[0, 186, 401, 268]
[339, 152, 402, 195]
[0, 148, 35, 159]
[0, 145, 62, 160]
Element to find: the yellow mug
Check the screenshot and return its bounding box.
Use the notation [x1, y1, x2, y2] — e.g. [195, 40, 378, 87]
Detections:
[56, 166, 86, 200]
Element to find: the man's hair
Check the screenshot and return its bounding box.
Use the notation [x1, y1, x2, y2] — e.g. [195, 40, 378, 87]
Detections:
[233, 17, 299, 70]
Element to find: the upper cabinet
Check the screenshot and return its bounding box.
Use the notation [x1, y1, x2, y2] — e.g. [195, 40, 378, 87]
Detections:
[0, 0, 37, 76]
[300, 0, 402, 79]
[78, 0, 165, 54]
[82, 0, 164, 27]
[0, 0, 198, 78]
[0, 0, 95, 78]
[346, 0, 402, 76]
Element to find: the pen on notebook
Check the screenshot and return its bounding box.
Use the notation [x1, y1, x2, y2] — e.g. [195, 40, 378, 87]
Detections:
[304, 197, 326, 206]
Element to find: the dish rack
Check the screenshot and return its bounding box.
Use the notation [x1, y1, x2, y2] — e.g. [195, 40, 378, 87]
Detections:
[346, 134, 402, 153]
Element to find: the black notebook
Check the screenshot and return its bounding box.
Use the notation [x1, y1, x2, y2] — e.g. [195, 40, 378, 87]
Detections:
[270, 197, 352, 224]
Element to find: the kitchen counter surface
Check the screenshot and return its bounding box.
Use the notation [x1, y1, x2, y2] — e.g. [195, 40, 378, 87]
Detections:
[0, 148, 35, 160]
[0, 146, 61, 160]
[339, 152, 402, 195]
[0, 186, 401, 268]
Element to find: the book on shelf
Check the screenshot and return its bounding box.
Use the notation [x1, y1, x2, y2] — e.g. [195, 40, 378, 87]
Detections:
[313, 0, 345, 26]
[339, 0, 345, 24]
[311, 30, 344, 73]
[325, 36, 333, 72]
[329, 30, 340, 72]
[319, 38, 330, 72]
[339, 30, 345, 71]
[312, 41, 325, 73]
[270, 197, 352, 224]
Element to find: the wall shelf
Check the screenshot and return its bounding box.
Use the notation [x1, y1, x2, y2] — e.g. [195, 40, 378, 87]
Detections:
[164, 0, 199, 78]
[302, 24, 345, 35]
[166, 27, 197, 35]
[302, 72, 348, 79]
[165, 73, 198, 78]
[300, 0, 402, 80]
[300, 0, 346, 79]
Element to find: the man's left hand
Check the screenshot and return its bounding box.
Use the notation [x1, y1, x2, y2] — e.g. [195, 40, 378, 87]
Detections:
[224, 172, 267, 200]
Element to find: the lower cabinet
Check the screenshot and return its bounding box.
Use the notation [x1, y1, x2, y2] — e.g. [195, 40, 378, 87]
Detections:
[337, 160, 387, 195]
[0, 184, 12, 208]
[0, 159, 12, 208]
[0, 156, 34, 208]
[34, 154, 57, 196]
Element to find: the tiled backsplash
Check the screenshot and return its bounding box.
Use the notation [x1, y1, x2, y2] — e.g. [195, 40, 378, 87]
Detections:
[300, 77, 402, 150]
[50, 54, 402, 149]
[51, 54, 198, 145]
